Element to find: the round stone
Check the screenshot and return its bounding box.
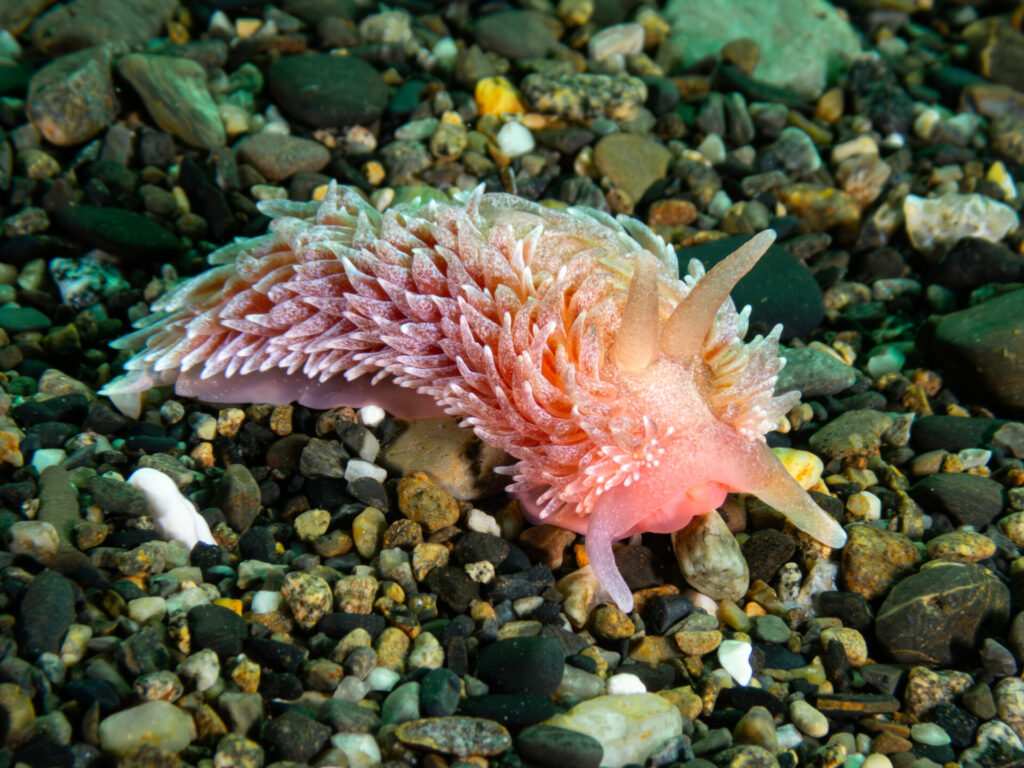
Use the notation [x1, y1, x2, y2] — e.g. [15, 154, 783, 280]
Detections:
[268, 54, 387, 127]
[476, 636, 565, 697]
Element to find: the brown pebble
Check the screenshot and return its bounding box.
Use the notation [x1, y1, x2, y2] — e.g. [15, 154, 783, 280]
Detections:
[720, 37, 759, 75]
[518, 524, 576, 568]
[589, 604, 636, 641]
[398, 473, 460, 533]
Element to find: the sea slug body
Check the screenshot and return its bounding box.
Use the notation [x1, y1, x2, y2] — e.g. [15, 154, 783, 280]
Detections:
[102, 183, 847, 611]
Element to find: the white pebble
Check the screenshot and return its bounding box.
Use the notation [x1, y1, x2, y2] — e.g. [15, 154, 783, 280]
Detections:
[775, 723, 804, 750]
[847, 490, 882, 521]
[911, 722, 952, 746]
[358, 405, 386, 428]
[189, 412, 217, 441]
[127, 597, 167, 625]
[467, 508, 502, 536]
[588, 22, 644, 61]
[606, 673, 646, 695]
[165, 587, 210, 615]
[958, 448, 992, 470]
[344, 459, 387, 484]
[330, 733, 381, 768]
[365, 666, 400, 692]
[696, 134, 726, 165]
[717, 638, 753, 686]
[333, 676, 370, 702]
[31, 449, 66, 473]
[250, 590, 282, 614]
[127, 468, 216, 549]
[496, 121, 534, 157]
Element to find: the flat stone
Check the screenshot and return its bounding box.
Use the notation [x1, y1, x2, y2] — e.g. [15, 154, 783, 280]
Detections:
[517, 725, 604, 768]
[235, 132, 331, 181]
[841, 524, 921, 601]
[187, 604, 246, 657]
[117, 53, 225, 149]
[26, 43, 121, 146]
[98, 700, 196, 756]
[904, 193, 1019, 260]
[476, 636, 565, 697]
[216, 464, 261, 535]
[543, 693, 683, 768]
[910, 472, 1005, 529]
[30, 0, 176, 54]
[268, 54, 387, 127]
[664, 0, 861, 99]
[474, 10, 558, 59]
[19, 569, 74, 658]
[54, 205, 182, 262]
[593, 133, 671, 207]
[931, 288, 1024, 410]
[875, 561, 1010, 667]
[263, 708, 331, 763]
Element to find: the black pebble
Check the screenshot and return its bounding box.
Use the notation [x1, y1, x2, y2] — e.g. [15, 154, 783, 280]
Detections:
[458, 693, 557, 728]
[263, 707, 331, 763]
[19, 569, 74, 659]
[476, 636, 564, 697]
[187, 604, 246, 657]
[238, 527, 276, 561]
[420, 668, 461, 717]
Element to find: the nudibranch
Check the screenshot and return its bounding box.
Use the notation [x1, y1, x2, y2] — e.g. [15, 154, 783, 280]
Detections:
[102, 183, 847, 611]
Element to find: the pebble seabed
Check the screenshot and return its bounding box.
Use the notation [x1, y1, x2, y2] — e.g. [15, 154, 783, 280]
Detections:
[2, 1, 1024, 768]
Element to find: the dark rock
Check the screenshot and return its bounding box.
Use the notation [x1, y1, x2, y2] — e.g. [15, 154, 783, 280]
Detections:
[934, 238, 1023, 293]
[517, 725, 604, 768]
[420, 668, 461, 718]
[316, 612, 385, 639]
[644, 593, 694, 635]
[29, 0, 176, 54]
[458, 693, 557, 728]
[742, 529, 796, 584]
[244, 637, 307, 674]
[187, 604, 246, 657]
[875, 561, 1010, 667]
[87, 475, 147, 516]
[488, 564, 554, 602]
[816, 591, 873, 633]
[263, 708, 331, 763]
[476, 636, 564, 697]
[0, 305, 51, 333]
[268, 54, 387, 127]
[216, 464, 261, 535]
[238, 527, 276, 562]
[116, 624, 171, 677]
[911, 415, 1009, 453]
[260, 672, 303, 700]
[424, 567, 480, 612]
[37, 465, 80, 546]
[474, 11, 558, 59]
[910, 473, 1004, 529]
[19, 569, 74, 658]
[25, 43, 121, 146]
[683, 234, 824, 339]
[930, 289, 1024, 410]
[321, 699, 380, 733]
[859, 664, 906, 697]
[53, 205, 182, 262]
[454, 532, 510, 568]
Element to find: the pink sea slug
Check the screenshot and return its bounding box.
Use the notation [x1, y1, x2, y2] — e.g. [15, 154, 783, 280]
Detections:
[102, 183, 847, 611]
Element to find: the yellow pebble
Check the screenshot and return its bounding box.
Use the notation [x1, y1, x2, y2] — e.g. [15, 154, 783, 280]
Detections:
[773, 447, 824, 490]
[215, 598, 243, 616]
[236, 18, 262, 37]
[474, 76, 526, 117]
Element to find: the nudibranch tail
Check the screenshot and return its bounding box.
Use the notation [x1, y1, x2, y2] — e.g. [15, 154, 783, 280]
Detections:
[661, 229, 776, 362]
